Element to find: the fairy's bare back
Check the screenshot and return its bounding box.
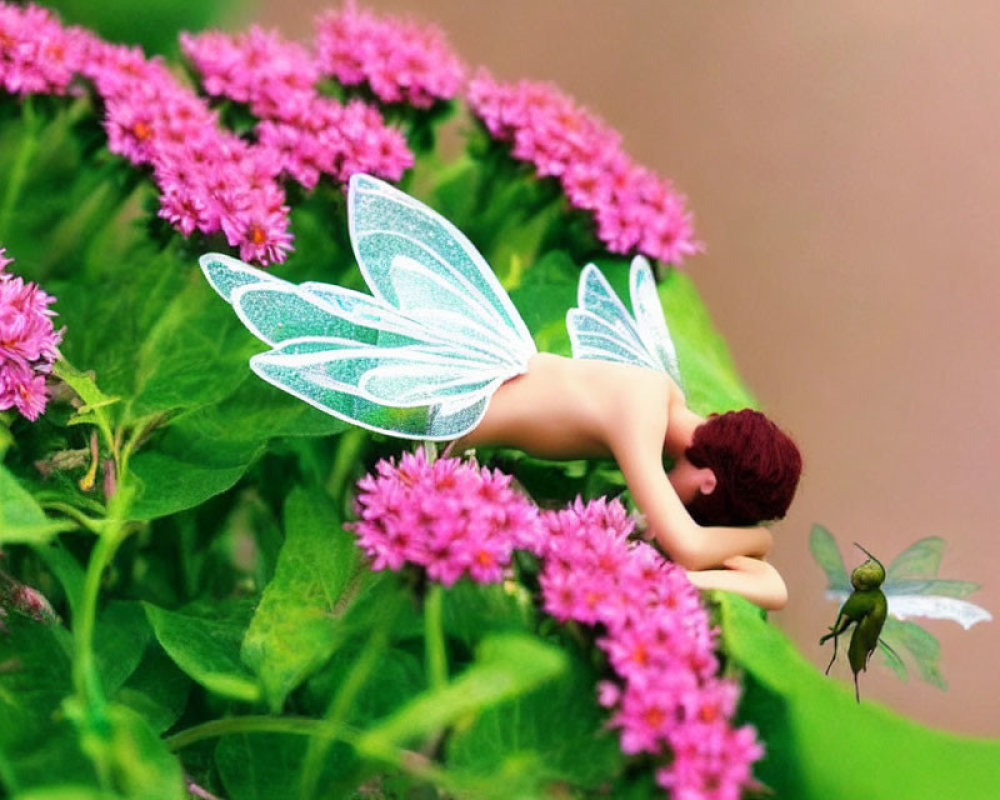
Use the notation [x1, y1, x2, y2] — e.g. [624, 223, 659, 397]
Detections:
[458, 353, 678, 460]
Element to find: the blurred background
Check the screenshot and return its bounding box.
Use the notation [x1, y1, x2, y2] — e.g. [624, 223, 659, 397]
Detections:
[62, 0, 995, 736]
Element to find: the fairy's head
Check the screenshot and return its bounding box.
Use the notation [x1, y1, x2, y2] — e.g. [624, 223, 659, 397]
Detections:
[675, 409, 801, 527]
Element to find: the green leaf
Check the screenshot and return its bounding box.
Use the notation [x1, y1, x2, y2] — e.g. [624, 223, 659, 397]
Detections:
[100, 703, 186, 800]
[658, 268, 757, 413]
[441, 580, 535, 649]
[94, 601, 153, 697]
[143, 600, 260, 703]
[241, 488, 361, 711]
[508, 250, 577, 356]
[357, 633, 566, 754]
[446, 654, 623, 794]
[51, 360, 119, 443]
[214, 731, 356, 800]
[718, 592, 1000, 799]
[113, 644, 191, 735]
[0, 615, 95, 792]
[809, 524, 851, 593]
[53, 241, 259, 428]
[128, 444, 263, 521]
[11, 788, 121, 800]
[0, 465, 79, 544]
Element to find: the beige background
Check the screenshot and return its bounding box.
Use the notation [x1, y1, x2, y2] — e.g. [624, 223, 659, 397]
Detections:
[254, 1, 1000, 737]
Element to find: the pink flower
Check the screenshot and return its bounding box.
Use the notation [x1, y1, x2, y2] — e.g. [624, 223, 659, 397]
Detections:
[180, 26, 319, 120]
[0, 3, 88, 96]
[466, 70, 703, 266]
[182, 27, 415, 191]
[0, 247, 62, 421]
[350, 457, 762, 795]
[351, 450, 541, 586]
[536, 497, 761, 795]
[315, 4, 465, 109]
[79, 35, 294, 265]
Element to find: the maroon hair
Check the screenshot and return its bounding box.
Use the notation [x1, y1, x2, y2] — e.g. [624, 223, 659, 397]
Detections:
[683, 409, 802, 527]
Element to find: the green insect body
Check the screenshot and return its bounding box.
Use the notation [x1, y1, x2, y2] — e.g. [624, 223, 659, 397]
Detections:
[820, 544, 888, 702]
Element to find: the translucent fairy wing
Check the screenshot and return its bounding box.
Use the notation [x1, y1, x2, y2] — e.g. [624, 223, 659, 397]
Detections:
[629, 256, 682, 385]
[567, 258, 683, 386]
[200, 181, 536, 441]
[230, 281, 436, 349]
[200, 252, 285, 303]
[249, 338, 493, 440]
[347, 174, 536, 367]
[565, 308, 663, 367]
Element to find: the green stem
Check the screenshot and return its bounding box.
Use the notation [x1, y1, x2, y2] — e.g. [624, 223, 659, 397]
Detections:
[72, 530, 122, 712]
[0, 96, 39, 241]
[424, 584, 448, 691]
[167, 715, 464, 793]
[167, 715, 355, 752]
[325, 428, 366, 502]
[300, 595, 402, 800]
[40, 501, 103, 535]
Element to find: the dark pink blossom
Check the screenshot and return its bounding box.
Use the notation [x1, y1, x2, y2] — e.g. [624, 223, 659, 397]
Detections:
[0, 3, 88, 96]
[350, 453, 763, 796]
[466, 70, 703, 266]
[537, 498, 761, 796]
[181, 26, 414, 190]
[0, 247, 62, 421]
[351, 450, 541, 586]
[80, 36, 294, 265]
[315, 4, 464, 109]
[180, 26, 319, 120]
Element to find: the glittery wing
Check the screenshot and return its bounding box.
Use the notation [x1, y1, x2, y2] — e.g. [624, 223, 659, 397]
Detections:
[566, 256, 682, 387]
[347, 173, 537, 369]
[200, 252, 506, 440]
[199, 176, 537, 440]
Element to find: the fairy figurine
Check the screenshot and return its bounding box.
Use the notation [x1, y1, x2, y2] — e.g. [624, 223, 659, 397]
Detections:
[201, 174, 802, 611]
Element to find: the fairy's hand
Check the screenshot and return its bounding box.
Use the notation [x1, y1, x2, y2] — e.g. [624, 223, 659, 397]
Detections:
[686, 556, 788, 611]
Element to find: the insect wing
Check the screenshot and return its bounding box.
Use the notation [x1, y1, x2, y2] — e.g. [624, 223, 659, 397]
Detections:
[809, 524, 852, 596]
[629, 256, 683, 386]
[880, 536, 992, 629]
[884, 594, 992, 630]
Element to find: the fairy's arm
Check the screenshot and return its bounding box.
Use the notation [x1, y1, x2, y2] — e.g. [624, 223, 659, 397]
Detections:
[686, 556, 788, 611]
[612, 422, 772, 571]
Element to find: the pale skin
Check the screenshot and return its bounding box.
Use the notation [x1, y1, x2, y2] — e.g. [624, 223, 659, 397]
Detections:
[454, 353, 789, 611]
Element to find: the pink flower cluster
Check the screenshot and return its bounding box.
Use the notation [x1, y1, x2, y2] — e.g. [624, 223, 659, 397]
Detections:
[351, 453, 762, 798]
[0, 2, 293, 265]
[352, 450, 541, 585]
[0, 3, 87, 96]
[181, 26, 413, 191]
[0, 247, 62, 421]
[82, 40, 293, 265]
[539, 498, 762, 799]
[315, 4, 465, 109]
[467, 71, 702, 266]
